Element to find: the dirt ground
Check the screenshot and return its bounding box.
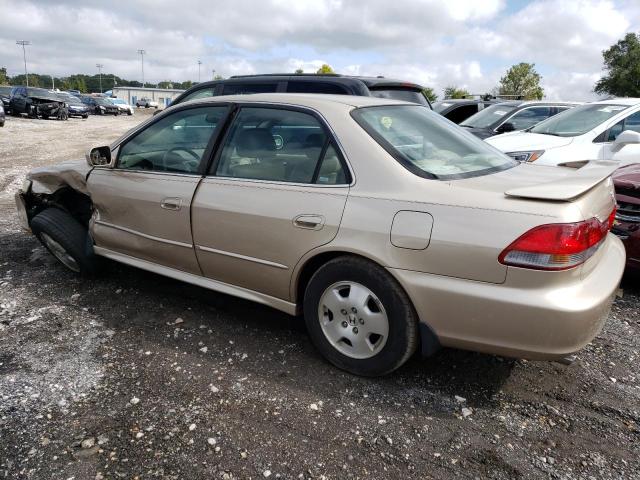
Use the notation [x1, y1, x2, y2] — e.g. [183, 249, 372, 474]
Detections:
[0, 112, 639, 480]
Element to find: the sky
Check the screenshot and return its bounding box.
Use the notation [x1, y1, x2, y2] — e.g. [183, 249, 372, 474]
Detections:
[1, 0, 639, 100]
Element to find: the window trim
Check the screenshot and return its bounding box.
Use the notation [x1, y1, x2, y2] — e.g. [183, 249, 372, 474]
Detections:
[206, 103, 353, 187]
[114, 103, 233, 176]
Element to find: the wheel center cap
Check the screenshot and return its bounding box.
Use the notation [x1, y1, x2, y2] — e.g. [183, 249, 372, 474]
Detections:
[348, 313, 357, 325]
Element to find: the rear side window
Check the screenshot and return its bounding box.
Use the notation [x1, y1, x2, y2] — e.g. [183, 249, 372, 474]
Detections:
[368, 88, 430, 106]
[221, 83, 278, 95]
[117, 106, 227, 174]
[606, 111, 640, 142]
[286, 81, 349, 95]
[214, 107, 347, 184]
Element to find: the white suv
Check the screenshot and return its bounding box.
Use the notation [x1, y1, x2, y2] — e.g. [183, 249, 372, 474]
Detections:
[486, 98, 640, 167]
[136, 97, 159, 109]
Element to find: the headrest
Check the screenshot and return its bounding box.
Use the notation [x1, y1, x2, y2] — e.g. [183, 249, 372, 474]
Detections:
[236, 128, 276, 157]
[305, 133, 326, 148]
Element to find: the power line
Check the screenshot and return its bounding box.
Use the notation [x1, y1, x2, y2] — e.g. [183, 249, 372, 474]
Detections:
[137, 49, 146, 87]
[16, 40, 31, 87]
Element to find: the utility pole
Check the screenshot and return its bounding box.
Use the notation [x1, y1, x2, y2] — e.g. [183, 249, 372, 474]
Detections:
[212, 69, 216, 80]
[16, 40, 31, 86]
[96, 63, 104, 93]
[198, 60, 202, 83]
[137, 49, 146, 87]
[50, 75, 55, 90]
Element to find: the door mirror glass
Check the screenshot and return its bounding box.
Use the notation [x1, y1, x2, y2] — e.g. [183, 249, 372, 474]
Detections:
[86, 146, 112, 167]
[613, 129, 640, 147]
[497, 122, 515, 133]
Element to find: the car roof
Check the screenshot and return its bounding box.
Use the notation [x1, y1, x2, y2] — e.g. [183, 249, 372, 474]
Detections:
[227, 73, 424, 89]
[183, 92, 415, 109]
[590, 97, 640, 106]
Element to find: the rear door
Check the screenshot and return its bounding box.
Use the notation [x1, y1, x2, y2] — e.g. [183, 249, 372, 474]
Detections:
[88, 104, 229, 274]
[191, 105, 350, 300]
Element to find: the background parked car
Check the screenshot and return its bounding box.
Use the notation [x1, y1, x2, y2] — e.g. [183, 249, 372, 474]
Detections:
[459, 101, 579, 139]
[57, 92, 90, 118]
[612, 164, 640, 272]
[81, 95, 120, 115]
[487, 99, 640, 166]
[432, 98, 502, 124]
[109, 97, 134, 115]
[167, 74, 432, 109]
[0, 86, 12, 114]
[9, 87, 68, 119]
[136, 97, 158, 108]
[0, 103, 5, 127]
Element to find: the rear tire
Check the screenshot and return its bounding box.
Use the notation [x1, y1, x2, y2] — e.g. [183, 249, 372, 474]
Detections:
[303, 256, 418, 376]
[30, 208, 97, 275]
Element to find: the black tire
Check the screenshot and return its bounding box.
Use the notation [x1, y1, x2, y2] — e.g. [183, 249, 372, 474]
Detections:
[303, 256, 418, 376]
[127, 111, 133, 116]
[82, 114, 89, 119]
[30, 208, 97, 275]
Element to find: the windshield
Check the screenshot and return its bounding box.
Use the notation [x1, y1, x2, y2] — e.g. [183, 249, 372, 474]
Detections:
[26, 88, 59, 101]
[352, 105, 516, 180]
[94, 97, 112, 105]
[459, 104, 519, 129]
[111, 99, 125, 104]
[368, 88, 430, 106]
[530, 103, 630, 137]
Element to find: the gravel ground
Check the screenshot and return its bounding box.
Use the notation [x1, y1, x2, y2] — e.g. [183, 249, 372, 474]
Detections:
[0, 112, 639, 479]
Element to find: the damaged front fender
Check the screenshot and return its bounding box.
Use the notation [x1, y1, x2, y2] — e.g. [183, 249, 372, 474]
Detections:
[27, 159, 92, 195]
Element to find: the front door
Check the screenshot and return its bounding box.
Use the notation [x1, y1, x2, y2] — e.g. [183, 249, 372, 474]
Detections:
[191, 106, 350, 300]
[88, 105, 229, 274]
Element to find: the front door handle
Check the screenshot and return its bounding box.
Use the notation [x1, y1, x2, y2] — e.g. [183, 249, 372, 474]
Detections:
[293, 214, 325, 230]
[161, 197, 182, 211]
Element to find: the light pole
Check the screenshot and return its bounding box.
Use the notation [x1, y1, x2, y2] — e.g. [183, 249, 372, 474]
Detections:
[198, 60, 202, 83]
[16, 40, 31, 86]
[50, 75, 55, 90]
[212, 69, 216, 80]
[137, 49, 146, 87]
[96, 63, 104, 93]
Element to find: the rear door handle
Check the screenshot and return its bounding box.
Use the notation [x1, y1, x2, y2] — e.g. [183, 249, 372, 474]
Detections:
[161, 197, 182, 211]
[293, 214, 325, 230]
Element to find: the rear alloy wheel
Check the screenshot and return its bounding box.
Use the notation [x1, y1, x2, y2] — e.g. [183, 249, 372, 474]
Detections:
[304, 256, 418, 376]
[30, 208, 97, 275]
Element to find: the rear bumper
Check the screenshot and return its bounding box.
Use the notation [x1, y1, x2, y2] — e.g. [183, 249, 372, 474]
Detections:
[389, 235, 626, 359]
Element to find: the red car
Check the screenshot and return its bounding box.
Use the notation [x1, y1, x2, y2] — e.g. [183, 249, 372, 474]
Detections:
[613, 164, 640, 271]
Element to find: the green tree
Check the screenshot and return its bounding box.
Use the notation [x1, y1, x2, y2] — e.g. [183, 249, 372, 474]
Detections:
[498, 62, 544, 100]
[0, 68, 9, 85]
[316, 64, 335, 74]
[443, 86, 470, 99]
[422, 87, 437, 103]
[294, 68, 304, 74]
[594, 32, 640, 97]
[213, 74, 224, 80]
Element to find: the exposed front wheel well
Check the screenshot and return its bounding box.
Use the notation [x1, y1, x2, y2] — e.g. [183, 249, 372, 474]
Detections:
[25, 186, 93, 228]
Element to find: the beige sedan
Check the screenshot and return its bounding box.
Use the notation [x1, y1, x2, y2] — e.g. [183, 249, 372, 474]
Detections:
[16, 94, 625, 376]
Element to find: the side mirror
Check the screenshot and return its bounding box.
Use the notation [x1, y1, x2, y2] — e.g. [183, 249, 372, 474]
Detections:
[613, 129, 640, 148]
[497, 122, 515, 133]
[86, 146, 112, 167]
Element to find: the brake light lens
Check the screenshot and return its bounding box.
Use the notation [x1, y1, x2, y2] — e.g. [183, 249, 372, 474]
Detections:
[499, 207, 616, 271]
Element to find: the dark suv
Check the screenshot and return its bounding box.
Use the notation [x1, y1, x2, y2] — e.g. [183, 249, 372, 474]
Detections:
[168, 74, 431, 108]
[459, 101, 580, 139]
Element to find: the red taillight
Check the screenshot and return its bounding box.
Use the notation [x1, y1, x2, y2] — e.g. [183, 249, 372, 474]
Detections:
[499, 207, 616, 271]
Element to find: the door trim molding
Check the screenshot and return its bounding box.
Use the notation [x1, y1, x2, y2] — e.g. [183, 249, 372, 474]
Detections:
[195, 244, 288, 270]
[94, 220, 193, 249]
[93, 246, 297, 315]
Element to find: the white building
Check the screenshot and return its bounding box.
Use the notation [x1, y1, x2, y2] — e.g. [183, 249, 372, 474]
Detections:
[111, 86, 185, 108]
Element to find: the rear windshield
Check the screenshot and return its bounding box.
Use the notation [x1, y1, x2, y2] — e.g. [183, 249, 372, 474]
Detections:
[368, 88, 430, 106]
[459, 104, 519, 129]
[530, 103, 630, 137]
[352, 105, 516, 180]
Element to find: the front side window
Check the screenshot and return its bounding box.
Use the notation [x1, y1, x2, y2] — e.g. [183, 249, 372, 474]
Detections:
[459, 104, 519, 129]
[530, 103, 630, 137]
[352, 105, 516, 180]
[215, 107, 347, 184]
[117, 106, 227, 174]
[504, 106, 552, 130]
[286, 81, 349, 95]
[605, 111, 640, 142]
